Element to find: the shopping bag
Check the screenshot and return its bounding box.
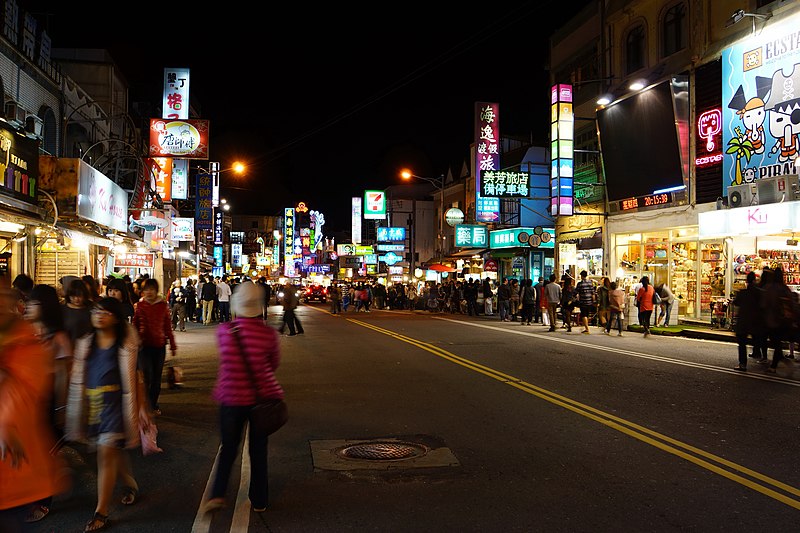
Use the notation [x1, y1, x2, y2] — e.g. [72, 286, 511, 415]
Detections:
[140, 423, 163, 456]
[542, 312, 550, 326]
[167, 364, 184, 389]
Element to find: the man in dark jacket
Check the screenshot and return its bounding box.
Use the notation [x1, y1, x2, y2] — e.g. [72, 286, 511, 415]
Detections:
[201, 276, 217, 325]
[497, 278, 511, 321]
[732, 271, 764, 371]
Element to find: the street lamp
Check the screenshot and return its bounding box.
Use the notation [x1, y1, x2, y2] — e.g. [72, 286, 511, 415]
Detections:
[400, 168, 446, 263]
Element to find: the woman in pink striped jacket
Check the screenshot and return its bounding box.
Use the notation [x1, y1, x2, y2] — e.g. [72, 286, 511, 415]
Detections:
[204, 281, 283, 514]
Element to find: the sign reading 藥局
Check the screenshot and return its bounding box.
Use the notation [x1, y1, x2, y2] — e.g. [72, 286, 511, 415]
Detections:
[455, 224, 488, 247]
[721, 11, 800, 197]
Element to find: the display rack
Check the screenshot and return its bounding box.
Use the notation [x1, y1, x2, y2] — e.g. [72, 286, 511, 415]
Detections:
[759, 249, 800, 291]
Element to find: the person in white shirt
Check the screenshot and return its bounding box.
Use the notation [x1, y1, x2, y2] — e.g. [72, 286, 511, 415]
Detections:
[216, 276, 232, 322]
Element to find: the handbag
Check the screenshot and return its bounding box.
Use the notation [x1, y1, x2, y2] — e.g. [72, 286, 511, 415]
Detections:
[230, 324, 288, 435]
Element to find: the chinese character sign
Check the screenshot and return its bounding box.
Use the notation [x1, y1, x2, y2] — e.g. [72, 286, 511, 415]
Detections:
[195, 173, 213, 231]
[114, 253, 155, 269]
[284, 208, 295, 277]
[376, 227, 406, 242]
[171, 158, 188, 200]
[550, 84, 574, 216]
[480, 171, 529, 198]
[721, 12, 800, 197]
[163, 67, 190, 120]
[455, 224, 488, 247]
[351, 197, 362, 244]
[475, 102, 501, 222]
[214, 209, 223, 245]
[149, 119, 209, 159]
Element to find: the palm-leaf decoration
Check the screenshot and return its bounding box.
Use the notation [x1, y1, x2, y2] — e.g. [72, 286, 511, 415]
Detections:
[726, 126, 754, 185]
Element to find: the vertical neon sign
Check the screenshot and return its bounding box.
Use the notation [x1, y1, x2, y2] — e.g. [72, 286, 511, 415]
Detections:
[283, 208, 295, 277]
[475, 102, 500, 222]
[550, 84, 574, 216]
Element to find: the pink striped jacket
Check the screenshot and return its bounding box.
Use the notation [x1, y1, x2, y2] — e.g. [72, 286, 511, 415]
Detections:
[213, 318, 283, 405]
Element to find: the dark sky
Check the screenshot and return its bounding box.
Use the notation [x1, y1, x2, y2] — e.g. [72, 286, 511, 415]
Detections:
[25, 1, 593, 232]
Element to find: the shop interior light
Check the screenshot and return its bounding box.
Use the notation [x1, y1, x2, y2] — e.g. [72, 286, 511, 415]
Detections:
[596, 94, 613, 106]
[0, 221, 24, 233]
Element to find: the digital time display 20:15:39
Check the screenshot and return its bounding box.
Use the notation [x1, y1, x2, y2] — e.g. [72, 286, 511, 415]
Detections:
[618, 192, 673, 211]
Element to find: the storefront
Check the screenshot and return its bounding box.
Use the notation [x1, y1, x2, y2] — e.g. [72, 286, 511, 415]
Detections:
[608, 204, 720, 323]
[488, 227, 555, 282]
[557, 228, 604, 280]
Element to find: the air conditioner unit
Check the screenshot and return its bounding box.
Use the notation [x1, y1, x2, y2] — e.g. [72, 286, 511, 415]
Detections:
[756, 174, 800, 205]
[25, 115, 43, 137]
[4, 101, 26, 125]
[727, 183, 757, 208]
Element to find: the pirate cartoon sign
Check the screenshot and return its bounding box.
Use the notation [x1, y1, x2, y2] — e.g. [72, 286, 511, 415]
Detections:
[722, 12, 800, 196]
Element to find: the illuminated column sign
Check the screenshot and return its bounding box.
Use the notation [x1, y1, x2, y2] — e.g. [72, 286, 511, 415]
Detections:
[550, 84, 574, 216]
[475, 102, 501, 222]
[210, 161, 220, 208]
[162, 67, 190, 120]
[195, 173, 212, 231]
[351, 197, 362, 244]
[284, 208, 295, 277]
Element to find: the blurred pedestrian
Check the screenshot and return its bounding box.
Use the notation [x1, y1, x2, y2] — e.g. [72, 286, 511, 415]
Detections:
[509, 279, 521, 321]
[132, 278, 176, 415]
[597, 277, 611, 330]
[761, 267, 794, 373]
[203, 281, 284, 514]
[82, 275, 101, 304]
[605, 281, 625, 336]
[0, 274, 67, 533]
[201, 276, 217, 325]
[520, 278, 536, 325]
[732, 271, 764, 371]
[169, 280, 187, 332]
[561, 277, 577, 332]
[63, 278, 94, 354]
[278, 284, 303, 336]
[575, 270, 595, 334]
[185, 279, 197, 323]
[497, 277, 511, 321]
[655, 283, 676, 327]
[65, 297, 150, 532]
[216, 276, 232, 323]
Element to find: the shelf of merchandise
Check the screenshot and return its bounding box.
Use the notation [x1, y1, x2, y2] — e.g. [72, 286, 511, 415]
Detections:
[700, 246, 724, 318]
[759, 249, 800, 293]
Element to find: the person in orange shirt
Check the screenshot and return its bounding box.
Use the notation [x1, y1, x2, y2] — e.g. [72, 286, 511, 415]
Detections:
[0, 273, 67, 532]
[635, 275, 656, 337]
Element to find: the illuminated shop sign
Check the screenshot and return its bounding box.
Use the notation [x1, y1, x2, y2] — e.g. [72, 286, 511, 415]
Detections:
[114, 253, 155, 268]
[377, 244, 405, 251]
[722, 12, 800, 198]
[490, 227, 555, 250]
[364, 190, 386, 219]
[618, 192, 674, 211]
[699, 200, 800, 238]
[148, 119, 209, 159]
[163, 67, 190, 120]
[480, 171, 529, 198]
[214, 246, 223, 266]
[213, 209, 223, 245]
[284, 208, 294, 276]
[455, 224, 488, 247]
[195, 172, 212, 231]
[550, 83, 574, 216]
[696, 108, 723, 167]
[475, 102, 501, 222]
[376, 226, 406, 241]
[351, 197, 362, 244]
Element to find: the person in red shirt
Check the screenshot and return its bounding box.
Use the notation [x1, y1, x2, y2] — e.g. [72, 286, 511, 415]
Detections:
[132, 279, 175, 415]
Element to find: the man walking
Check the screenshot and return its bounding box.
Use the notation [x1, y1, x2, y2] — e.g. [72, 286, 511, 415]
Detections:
[497, 277, 511, 321]
[544, 274, 561, 332]
[217, 275, 232, 322]
[201, 275, 217, 325]
[575, 270, 596, 334]
[278, 283, 304, 335]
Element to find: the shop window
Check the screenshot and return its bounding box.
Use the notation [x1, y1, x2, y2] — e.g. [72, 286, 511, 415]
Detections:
[662, 2, 687, 58]
[700, 242, 726, 319]
[671, 241, 697, 319]
[625, 24, 646, 75]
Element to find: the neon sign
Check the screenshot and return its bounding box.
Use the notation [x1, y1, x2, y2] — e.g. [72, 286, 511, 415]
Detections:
[695, 108, 722, 167]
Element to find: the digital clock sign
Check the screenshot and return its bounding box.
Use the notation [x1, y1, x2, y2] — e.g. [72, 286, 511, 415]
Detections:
[618, 192, 673, 211]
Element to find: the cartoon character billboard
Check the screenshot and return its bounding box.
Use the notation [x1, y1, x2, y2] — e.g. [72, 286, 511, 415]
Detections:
[722, 12, 800, 197]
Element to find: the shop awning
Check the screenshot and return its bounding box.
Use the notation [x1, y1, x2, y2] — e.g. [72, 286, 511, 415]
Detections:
[426, 263, 457, 273]
[559, 228, 602, 241]
[448, 248, 488, 258]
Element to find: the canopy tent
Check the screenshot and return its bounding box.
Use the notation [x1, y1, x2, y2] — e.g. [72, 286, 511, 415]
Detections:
[426, 263, 457, 273]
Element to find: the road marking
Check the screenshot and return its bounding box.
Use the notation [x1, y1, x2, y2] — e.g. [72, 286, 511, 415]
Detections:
[435, 317, 800, 385]
[192, 432, 254, 533]
[347, 317, 800, 509]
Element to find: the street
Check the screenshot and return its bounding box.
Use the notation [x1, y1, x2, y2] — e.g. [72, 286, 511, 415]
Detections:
[34, 303, 800, 533]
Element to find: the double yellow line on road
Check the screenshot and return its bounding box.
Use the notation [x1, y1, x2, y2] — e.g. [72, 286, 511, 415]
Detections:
[348, 317, 800, 510]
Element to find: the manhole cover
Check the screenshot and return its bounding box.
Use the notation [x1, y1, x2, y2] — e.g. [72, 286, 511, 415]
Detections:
[336, 442, 428, 461]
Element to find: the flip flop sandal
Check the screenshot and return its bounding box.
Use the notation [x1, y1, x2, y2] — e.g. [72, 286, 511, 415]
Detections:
[121, 486, 138, 505]
[84, 512, 109, 532]
[24, 504, 49, 522]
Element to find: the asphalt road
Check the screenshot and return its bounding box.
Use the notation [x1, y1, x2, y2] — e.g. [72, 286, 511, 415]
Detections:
[32, 303, 800, 533]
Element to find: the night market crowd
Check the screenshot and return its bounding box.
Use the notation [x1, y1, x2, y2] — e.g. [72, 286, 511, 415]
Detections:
[3, 266, 799, 531]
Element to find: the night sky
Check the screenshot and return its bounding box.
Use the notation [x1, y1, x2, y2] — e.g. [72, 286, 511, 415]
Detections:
[24, 1, 594, 232]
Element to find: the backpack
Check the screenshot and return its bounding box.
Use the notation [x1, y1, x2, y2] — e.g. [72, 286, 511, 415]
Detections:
[652, 288, 662, 306]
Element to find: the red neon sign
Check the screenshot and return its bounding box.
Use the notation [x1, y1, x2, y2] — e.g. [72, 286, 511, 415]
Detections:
[696, 108, 723, 167]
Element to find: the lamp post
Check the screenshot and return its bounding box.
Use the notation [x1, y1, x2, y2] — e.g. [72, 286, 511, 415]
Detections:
[400, 168, 446, 264]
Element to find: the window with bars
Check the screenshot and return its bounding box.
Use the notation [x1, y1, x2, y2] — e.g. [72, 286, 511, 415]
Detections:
[625, 25, 646, 75]
[662, 2, 687, 57]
